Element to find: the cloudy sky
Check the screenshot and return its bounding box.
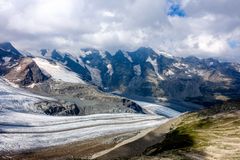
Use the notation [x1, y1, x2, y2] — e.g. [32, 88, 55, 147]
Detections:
[0, 0, 239, 60]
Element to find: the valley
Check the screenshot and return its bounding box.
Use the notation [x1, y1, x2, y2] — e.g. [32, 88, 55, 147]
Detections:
[0, 1, 239, 159]
[0, 70, 179, 159]
[0, 42, 240, 160]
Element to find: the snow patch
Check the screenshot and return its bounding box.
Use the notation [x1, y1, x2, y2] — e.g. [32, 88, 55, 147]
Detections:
[27, 83, 36, 88]
[19, 50, 32, 57]
[146, 56, 164, 80]
[33, 57, 86, 84]
[107, 63, 113, 76]
[86, 65, 102, 86]
[123, 51, 133, 62]
[209, 62, 214, 66]
[2, 57, 11, 64]
[79, 49, 104, 58]
[99, 50, 107, 58]
[173, 62, 189, 69]
[15, 65, 22, 71]
[133, 65, 141, 76]
[0, 48, 11, 52]
[153, 49, 174, 58]
[164, 69, 175, 76]
[77, 57, 85, 67]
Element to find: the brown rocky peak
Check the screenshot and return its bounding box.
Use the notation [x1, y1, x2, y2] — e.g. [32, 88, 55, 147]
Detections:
[5, 57, 49, 86]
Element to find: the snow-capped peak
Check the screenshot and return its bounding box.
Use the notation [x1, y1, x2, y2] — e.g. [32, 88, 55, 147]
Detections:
[0, 42, 22, 56]
[153, 49, 174, 58]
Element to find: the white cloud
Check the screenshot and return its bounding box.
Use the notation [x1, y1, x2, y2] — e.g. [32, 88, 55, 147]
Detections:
[0, 0, 239, 61]
[102, 11, 115, 17]
[184, 34, 228, 55]
[0, 0, 13, 11]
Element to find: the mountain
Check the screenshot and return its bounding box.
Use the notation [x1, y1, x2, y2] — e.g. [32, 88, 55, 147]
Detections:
[0, 42, 22, 56]
[5, 57, 49, 86]
[23, 45, 240, 107]
[0, 42, 23, 75]
[2, 42, 240, 108]
[0, 43, 147, 116]
[1, 42, 240, 159]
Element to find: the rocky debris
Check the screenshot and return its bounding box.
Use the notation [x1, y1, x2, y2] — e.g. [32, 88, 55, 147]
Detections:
[122, 98, 145, 114]
[28, 80, 144, 115]
[35, 100, 81, 116]
[5, 57, 49, 86]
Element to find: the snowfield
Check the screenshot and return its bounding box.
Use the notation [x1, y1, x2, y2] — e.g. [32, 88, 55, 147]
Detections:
[0, 78, 179, 153]
[33, 57, 86, 84]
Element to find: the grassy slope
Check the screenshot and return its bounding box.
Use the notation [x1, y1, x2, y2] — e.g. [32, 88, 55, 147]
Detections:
[134, 101, 240, 160]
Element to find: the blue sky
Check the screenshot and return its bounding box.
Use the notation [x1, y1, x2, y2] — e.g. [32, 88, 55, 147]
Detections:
[228, 40, 240, 49]
[168, 3, 186, 17]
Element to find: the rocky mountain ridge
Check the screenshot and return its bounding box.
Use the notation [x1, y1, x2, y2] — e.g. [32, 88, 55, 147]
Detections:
[5, 57, 49, 86]
[0, 42, 23, 75]
[2, 42, 240, 107]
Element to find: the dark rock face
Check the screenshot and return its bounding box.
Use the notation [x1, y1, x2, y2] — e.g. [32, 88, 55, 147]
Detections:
[5, 58, 49, 86]
[109, 50, 135, 90]
[122, 98, 145, 114]
[80, 49, 111, 87]
[0, 42, 22, 56]
[40, 49, 48, 56]
[35, 101, 81, 116]
[35, 46, 240, 104]
[160, 77, 203, 99]
[0, 42, 23, 75]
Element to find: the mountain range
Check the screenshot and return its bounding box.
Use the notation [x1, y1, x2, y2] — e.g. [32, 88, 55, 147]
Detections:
[1, 41, 240, 159]
[1, 42, 240, 108]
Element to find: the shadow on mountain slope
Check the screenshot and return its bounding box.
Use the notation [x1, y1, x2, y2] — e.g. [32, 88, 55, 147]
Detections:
[96, 100, 240, 160]
[134, 101, 240, 160]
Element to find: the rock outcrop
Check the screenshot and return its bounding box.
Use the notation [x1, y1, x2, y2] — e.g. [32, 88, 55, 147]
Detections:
[29, 80, 145, 115]
[5, 57, 49, 86]
[35, 100, 81, 116]
[0, 42, 23, 75]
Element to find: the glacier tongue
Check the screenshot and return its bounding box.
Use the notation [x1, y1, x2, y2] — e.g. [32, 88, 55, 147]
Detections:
[134, 100, 181, 117]
[0, 77, 179, 153]
[0, 111, 169, 152]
